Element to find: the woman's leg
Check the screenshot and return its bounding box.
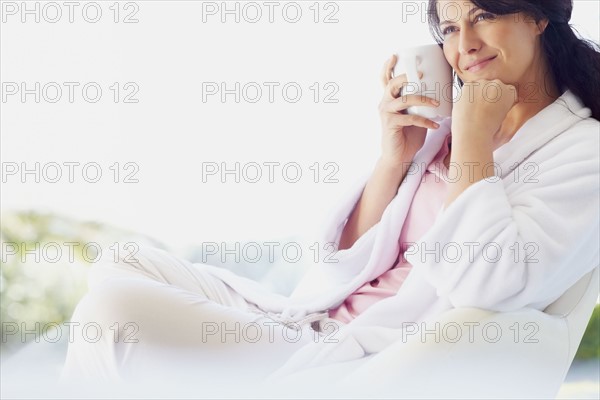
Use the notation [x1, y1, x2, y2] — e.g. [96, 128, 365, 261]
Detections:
[59, 246, 324, 391]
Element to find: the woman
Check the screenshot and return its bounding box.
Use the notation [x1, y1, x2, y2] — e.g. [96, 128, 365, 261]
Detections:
[61, 0, 599, 396]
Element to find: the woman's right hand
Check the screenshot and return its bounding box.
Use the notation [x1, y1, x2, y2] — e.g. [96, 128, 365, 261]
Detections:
[378, 54, 441, 167]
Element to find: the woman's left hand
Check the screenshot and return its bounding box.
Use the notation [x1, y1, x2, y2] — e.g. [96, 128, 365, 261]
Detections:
[451, 79, 519, 141]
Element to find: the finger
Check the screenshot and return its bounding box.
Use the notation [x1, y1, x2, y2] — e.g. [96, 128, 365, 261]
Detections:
[384, 92, 436, 115]
[385, 71, 424, 99]
[388, 54, 397, 79]
[386, 113, 441, 130]
[386, 74, 407, 99]
[381, 55, 397, 87]
[381, 59, 390, 87]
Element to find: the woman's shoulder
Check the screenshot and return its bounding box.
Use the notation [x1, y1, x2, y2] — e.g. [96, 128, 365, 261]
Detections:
[555, 116, 599, 153]
[570, 115, 600, 131]
[530, 116, 599, 178]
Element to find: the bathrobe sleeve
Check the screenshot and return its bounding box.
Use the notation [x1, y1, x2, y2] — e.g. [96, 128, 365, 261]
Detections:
[406, 120, 600, 311]
[287, 167, 375, 300]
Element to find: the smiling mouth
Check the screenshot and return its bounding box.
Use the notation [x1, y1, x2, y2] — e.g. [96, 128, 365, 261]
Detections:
[467, 56, 497, 72]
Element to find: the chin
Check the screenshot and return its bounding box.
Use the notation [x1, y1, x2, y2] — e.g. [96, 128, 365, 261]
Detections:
[459, 73, 498, 83]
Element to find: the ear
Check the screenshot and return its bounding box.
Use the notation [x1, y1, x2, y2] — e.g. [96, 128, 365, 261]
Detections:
[536, 18, 549, 35]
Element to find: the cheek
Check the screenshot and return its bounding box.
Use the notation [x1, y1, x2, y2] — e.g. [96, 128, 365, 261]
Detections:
[442, 46, 457, 69]
[490, 24, 528, 56]
[496, 29, 533, 67]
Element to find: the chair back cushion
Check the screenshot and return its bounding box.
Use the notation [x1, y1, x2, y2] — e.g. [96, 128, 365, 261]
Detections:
[544, 266, 599, 361]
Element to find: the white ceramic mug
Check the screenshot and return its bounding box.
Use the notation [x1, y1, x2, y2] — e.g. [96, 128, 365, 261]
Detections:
[393, 44, 453, 122]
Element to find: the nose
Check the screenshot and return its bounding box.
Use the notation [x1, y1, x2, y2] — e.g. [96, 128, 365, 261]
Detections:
[458, 26, 482, 55]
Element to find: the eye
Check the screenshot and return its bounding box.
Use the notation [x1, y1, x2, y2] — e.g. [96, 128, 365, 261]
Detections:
[441, 12, 496, 36]
[474, 12, 496, 22]
[441, 26, 458, 36]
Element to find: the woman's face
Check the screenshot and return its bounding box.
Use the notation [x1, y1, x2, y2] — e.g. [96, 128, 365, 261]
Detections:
[436, 0, 548, 87]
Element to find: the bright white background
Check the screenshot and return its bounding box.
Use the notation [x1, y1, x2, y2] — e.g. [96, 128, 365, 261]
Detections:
[2, 0, 599, 255]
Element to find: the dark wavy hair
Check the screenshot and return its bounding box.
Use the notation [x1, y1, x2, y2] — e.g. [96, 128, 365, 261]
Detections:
[427, 0, 600, 121]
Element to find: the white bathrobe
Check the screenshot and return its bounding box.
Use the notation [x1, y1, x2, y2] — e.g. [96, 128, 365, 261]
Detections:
[197, 89, 600, 378]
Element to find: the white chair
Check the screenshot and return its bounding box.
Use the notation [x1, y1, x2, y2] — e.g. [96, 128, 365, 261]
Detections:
[331, 265, 600, 399]
[265, 266, 599, 399]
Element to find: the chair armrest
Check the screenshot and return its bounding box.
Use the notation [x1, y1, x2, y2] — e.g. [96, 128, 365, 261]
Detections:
[338, 307, 570, 399]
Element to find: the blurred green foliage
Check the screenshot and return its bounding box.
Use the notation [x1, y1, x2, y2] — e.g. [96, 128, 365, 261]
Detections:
[0, 210, 166, 355]
[575, 305, 600, 359]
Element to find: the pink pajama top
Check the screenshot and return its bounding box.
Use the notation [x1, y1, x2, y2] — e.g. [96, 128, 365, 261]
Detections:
[328, 132, 453, 324]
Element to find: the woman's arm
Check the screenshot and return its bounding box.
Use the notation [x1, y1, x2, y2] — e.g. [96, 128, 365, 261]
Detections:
[406, 119, 600, 311]
[338, 157, 412, 251]
[443, 80, 517, 209]
[337, 55, 441, 251]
